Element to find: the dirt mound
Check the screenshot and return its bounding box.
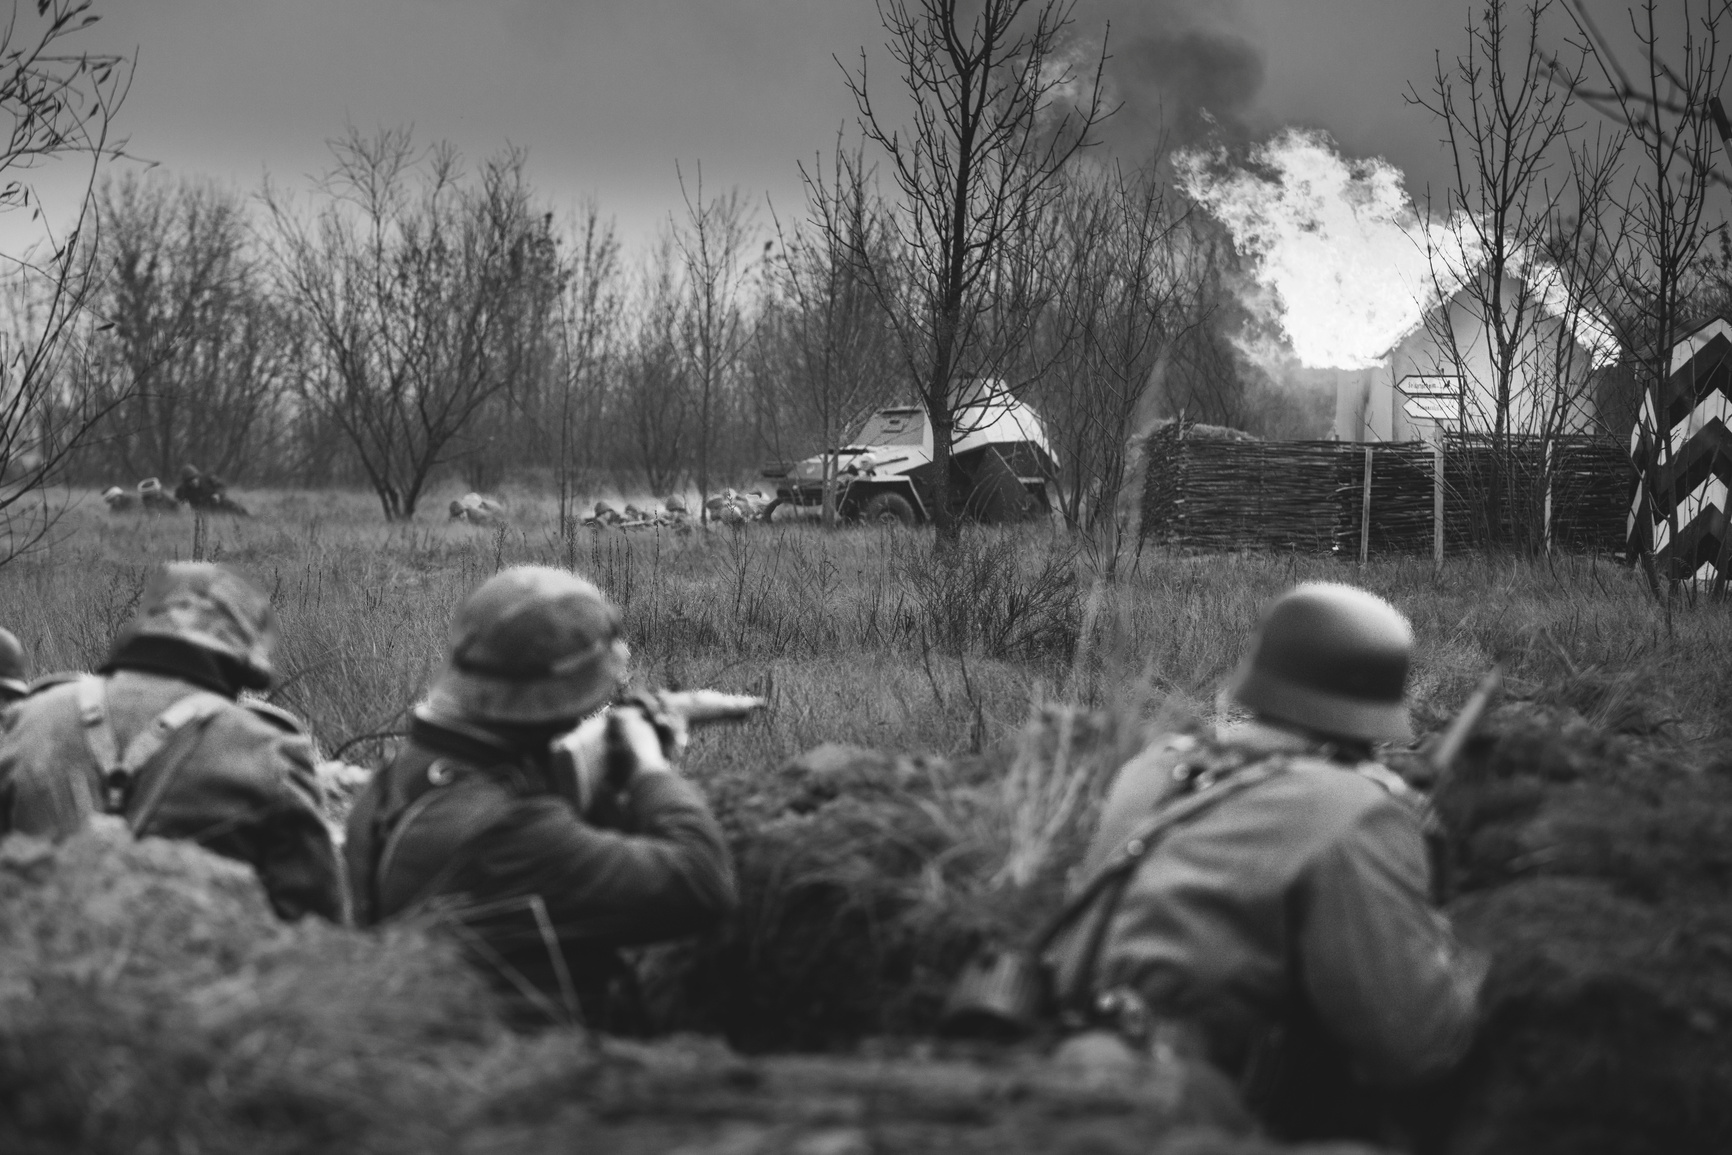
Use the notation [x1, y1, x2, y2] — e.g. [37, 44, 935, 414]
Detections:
[0, 812, 1268, 1155]
[663, 707, 1167, 1051]
[1435, 709, 1732, 1155]
[0, 819, 500, 1155]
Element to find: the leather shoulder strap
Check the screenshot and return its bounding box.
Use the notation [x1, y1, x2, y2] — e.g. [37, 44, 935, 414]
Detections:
[74, 675, 226, 827]
[121, 692, 226, 835]
[1040, 754, 1293, 1016]
[1050, 757, 1288, 941]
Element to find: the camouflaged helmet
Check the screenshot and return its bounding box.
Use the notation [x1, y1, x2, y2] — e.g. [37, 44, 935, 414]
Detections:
[120, 563, 281, 687]
[425, 565, 629, 725]
[1225, 582, 1413, 744]
[664, 494, 688, 514]
[0, 626, 30, 699]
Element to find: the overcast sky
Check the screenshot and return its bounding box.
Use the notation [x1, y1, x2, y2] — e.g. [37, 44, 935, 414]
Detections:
[12, 1, 1703, 259]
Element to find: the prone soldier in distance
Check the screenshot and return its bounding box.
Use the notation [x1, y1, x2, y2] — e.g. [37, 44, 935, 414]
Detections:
[175, 464, 249, 516]
[136, 477, 182, 513]
[583, 501, 625, 528]
[0, 563, 344, 921]
[344, 565, 742, 1029]
[1034, 583, 1485, 1141]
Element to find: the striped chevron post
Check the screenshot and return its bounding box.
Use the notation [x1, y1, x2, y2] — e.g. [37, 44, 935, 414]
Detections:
[1628, 322, 1732, 585]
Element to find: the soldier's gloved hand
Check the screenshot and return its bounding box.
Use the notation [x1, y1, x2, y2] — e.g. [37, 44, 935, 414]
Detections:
[605, 698, 683, 786]
[549, 698, 685, 819]
[620, 691, 691, 763]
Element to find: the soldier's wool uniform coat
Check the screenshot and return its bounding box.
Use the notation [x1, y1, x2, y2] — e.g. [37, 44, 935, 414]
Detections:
[1046, 722, 1484, 1132]
[345, 713, 736, 1025]
[0, 655, 343, 923]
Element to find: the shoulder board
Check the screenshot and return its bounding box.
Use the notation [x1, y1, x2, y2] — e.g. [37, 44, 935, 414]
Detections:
[24, 671, 82, 696]
[1352, 760, 1424, 802]
[240, 697, 310, 736]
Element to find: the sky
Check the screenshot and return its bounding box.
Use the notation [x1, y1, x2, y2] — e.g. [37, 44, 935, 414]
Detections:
[3, 0, 1703, 260]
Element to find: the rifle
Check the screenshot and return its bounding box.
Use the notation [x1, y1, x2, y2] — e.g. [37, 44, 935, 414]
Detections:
[1414, 664, 1501, 902]
[1426, 664, 1503, 789]
[647, 689, 768, 728]
[550, 688, 766, 816]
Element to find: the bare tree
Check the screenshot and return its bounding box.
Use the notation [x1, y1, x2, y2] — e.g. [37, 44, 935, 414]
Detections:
[88, 174, 287, 482]
[622, 235, 692, 496]
[263, 128, 554, 520]
[450, 205, 565, 492]
[758, 145, 903, 526]
[673, 165, 755, 518]
[1034, 161, 1192, 542]
[0, 1, 131, 563]
[554, 202, 623, 531]
[1410, 0, 1615, 549]
[838, 0, 1111, 540]
[1556, 0, 1727, 589]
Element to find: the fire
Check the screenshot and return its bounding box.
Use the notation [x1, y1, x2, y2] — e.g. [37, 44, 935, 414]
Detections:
[1178, 128, 1475, 371]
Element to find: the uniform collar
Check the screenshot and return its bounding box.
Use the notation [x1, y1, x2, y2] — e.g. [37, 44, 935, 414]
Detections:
[101, 635, 242, 698]
[1214, 717, 1371, 763]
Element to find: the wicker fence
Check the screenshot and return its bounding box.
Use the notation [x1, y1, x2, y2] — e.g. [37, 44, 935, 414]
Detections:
[1138, 422, 1633, 556]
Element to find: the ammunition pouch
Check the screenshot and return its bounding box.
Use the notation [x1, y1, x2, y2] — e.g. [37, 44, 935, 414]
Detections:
[940, 946, 1053, 1041]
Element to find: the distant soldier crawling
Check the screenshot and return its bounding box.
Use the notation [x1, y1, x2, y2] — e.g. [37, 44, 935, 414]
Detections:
[137, 477, 181, 513]
[345, 566, 737, 1029]
[1044, 583, 1485, 1141]
[448, 492, 506, 526]
[0, 563, 343, 921]
[174, 464, 226, 508]
[0, 627, 30, 704]
[584, 501, 625, 528]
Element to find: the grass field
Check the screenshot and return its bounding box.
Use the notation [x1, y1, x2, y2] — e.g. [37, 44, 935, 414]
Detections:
[3, 483, 1731, 1153]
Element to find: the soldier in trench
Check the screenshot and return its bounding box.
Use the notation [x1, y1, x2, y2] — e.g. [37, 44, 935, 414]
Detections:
[1042, 582, 1486, 1143]
[0, 563, 344, 922]
[344, 566, 737, 1029]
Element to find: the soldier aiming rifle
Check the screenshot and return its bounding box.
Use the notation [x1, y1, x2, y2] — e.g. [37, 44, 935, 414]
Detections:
[345, 566, 755, 1030]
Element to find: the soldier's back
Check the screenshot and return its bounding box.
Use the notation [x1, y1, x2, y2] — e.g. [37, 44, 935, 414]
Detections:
[0, 670, 340, 919]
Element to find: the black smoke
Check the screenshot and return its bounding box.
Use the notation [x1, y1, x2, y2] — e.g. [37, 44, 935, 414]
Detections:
[1079, 2, 1265, 154]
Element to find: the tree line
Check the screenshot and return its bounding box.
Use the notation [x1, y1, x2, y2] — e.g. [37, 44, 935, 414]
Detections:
[2, 0, 1730, 555]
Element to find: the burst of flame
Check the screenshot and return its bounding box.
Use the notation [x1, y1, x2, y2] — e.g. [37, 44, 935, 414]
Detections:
[1178, 127, 1476, 371]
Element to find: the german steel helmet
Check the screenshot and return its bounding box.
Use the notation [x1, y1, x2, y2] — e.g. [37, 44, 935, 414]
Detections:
[1225, 582, 1413, 744]
[121, 563, 280, 688]
[425, 566, 629, 725]
[665, 494, 687, 514]
[0, 626, 30, 699]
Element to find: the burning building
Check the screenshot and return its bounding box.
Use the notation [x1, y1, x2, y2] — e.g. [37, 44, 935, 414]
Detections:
[1179, 128, 1622, 445]
[1334, 268, 1620, 443]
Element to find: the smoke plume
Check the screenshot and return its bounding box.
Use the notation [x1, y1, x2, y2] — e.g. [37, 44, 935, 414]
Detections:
[1176, 127, 1462, 371]
[1086, 1, 1265, 149]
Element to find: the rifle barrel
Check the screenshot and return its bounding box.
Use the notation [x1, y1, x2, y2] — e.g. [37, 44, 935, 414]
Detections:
[1428, 665, 1503, 778]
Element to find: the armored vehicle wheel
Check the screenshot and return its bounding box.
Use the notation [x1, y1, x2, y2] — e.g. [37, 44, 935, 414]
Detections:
[861, 492, 916, 527]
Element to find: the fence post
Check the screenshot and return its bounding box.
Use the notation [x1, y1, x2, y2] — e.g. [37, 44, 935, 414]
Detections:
[1543, 435, 1555, 556]
[1359, 445, 1374, 566]
[1433, 440, 1445, 570]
